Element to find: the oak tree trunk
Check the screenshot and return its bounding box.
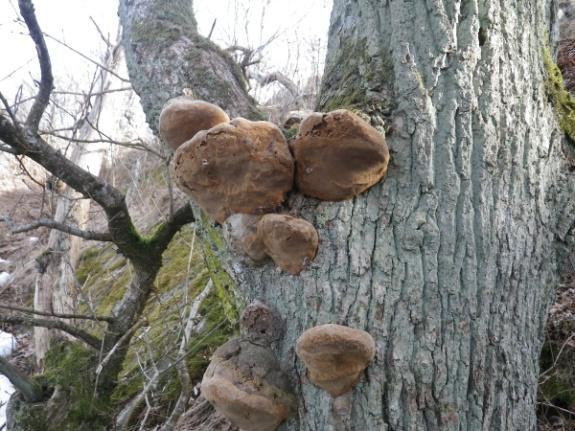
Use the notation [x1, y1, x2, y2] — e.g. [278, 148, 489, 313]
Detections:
[120, 0, 575, 430]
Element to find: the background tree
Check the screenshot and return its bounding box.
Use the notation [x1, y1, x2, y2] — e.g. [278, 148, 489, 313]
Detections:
[0, 0, 195, 419]
[120, 1, 575, 430]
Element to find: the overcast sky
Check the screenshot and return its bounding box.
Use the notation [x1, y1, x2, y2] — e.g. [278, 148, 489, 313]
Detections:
[0, 0, 332, 100]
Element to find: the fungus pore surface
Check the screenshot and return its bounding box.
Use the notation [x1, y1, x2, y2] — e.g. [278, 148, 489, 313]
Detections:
[159, 97, 230, 150]
[172, 118, 294, 223]
[291, 109, 390, 200]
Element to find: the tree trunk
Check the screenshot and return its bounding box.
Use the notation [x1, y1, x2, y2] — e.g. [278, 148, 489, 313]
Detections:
[120, 0, 575, 429]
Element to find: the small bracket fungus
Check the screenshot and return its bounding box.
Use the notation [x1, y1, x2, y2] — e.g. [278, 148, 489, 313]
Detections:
[201, 337, 296, 431]
[171, 118, 294, 223]
[240, 300, 284, 343]
[223, 214, 268, 263]
[296, 324, 375, 397]
[291, 109, 390, 200]
[159, 96, 230, 150]
[256, 214, 318, 275]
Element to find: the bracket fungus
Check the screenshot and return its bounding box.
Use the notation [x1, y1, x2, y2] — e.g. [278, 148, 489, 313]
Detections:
[291, 109, 390, 201]
[201, 338, 296, 431]
[159, 97, 230, 150]
[257, 213, 318, 275]
[171, 118, 294, 223]
[296, 324, 375, 397]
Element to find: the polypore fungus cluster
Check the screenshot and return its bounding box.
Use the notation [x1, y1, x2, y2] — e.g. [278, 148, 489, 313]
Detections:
[201, 303, 295, 431]
[201, 303, 377, 426]
[296, 324, 376, 397]
[161, 97, 389, 274]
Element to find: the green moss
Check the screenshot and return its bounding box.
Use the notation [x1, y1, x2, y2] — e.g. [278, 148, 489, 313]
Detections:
[12, 340, 113, 431]
[199, 213, 240, 323]
[543, 47, 575, 141]
[71, 223, 238, 427]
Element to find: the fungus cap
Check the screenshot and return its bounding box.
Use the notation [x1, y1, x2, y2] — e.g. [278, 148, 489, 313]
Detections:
[201, 338, 296, 431]
[296, 324, 375, 397]
[291, 109, 390, 200]
[171, 118, 294, 223]
[256, 214, 318, 275]
[159, 97, 229, 150]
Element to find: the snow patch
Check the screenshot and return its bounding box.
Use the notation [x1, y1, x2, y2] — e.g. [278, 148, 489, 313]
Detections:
[0, 258, 9, 265]
[0, 272, 10, 287]
[0, 331, 16, 429]
[0, 332, 15, 357]
[28, 236, 39, 244]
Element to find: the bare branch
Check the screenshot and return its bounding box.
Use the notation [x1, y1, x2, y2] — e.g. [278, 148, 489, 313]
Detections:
[18, 0, 54, 131]
[0, 357, 44, 402]
[0, 303, 114, 323]
[52, 87, 132, 98]
[0, 315, 102, 349]
[42, 32, 130, 83]
[149, 203, 196, 253]
[249, 70, 298, 96]
[1, 215, 113, 242]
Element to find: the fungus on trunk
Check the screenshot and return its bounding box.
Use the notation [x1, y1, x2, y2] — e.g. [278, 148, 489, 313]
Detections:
[201, 320, 295, 431]
[291, 109, 390, 200]
[171, 118, 294, 223]
[159, 97, 230, 150]
[296, 324, 375, 397]
[256, 214, 318, 275]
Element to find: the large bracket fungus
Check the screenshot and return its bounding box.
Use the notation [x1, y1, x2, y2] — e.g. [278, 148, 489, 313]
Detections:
[171, 118, 294, 223]
[291, 109, 390, 201]
[296, 324, 376, 397]
[257, 214, 318, 275]
[159, 96, 230, 150]
[201, 304, 295, 431]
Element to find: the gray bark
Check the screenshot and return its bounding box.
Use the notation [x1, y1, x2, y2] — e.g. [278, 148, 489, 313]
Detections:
[120, 0, 575, 430]
[118, 0, 262, 131]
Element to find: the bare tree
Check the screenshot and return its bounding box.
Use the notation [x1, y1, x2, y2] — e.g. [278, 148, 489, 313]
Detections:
[0, 0, 194, 414]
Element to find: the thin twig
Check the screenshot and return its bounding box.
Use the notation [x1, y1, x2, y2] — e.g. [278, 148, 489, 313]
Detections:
[0, 315, 101, 349]
[1, 216, 112, 242]
[18, 0, 54, 131]
[0, 303, 114, 322]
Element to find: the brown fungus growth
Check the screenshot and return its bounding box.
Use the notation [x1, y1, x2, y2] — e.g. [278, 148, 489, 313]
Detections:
[291, 109, 390, 201]
[171, 118, 294, 223]
[296, 324, 375, 397]
[257, 214, 318, 275]
[223, 214, 267, 263]
[159, 96, 230, 150]
[201, 337, 296, 431]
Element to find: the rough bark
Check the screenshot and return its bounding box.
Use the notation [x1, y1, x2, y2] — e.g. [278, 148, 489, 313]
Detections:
[118, 0, 262, 131]
[120, 0, 575, 430]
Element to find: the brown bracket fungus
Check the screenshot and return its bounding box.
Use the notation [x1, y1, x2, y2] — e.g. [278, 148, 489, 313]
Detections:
[291, 109, 390, 200]
[256, 213, 318, 275]
[171, 118, 294, 223]
[159, 96, 230, 150]
[201, 337, 296, 431]
[296, 324, 376, 397]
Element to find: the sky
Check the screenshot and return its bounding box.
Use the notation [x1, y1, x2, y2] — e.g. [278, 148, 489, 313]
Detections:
[0, 0, 332, 102]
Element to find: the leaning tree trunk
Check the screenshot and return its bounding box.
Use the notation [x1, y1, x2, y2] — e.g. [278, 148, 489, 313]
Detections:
[120, 0, 575, 429]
